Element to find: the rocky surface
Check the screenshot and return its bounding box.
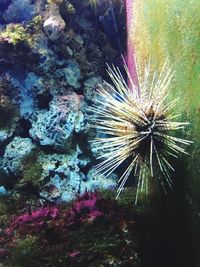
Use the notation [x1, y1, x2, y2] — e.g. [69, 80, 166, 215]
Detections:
[38, 149, 116, 202]
[3, 0, 35, 23]
[43, 3, 65, 41]
[29, 92, 85, 150]
[1, 137, 35, 176]
[0, 0, 121, 200]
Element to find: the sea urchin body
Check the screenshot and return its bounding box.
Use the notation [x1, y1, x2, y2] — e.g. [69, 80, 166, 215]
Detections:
[89, 60, 191, 203]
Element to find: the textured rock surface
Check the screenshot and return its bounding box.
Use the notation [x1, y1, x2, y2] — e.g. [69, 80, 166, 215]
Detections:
[1, 137, 35, 176]
[0, 129, 14, 144]
[0, 0, 121, 202]
[54, 60, 81, 89]
[3, 0, 35, 23]
[84, 76, 103, 100]
[38, 149, 116, 202]
[43, 4, 65, 41]
[30, 92, 85, 150]
[0, 185, 7, 195]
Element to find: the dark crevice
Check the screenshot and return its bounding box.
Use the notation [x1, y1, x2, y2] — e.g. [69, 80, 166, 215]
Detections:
[18, 118, 32, 138]
[37, 94, 53, 110]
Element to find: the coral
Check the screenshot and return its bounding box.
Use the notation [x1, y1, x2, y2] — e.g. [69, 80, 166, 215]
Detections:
[3, 0, 35, 23]
[0, 0, 122, 202]
[38, 149, 83, 202]
[80, 169, 117, 193]
[0, 26, 40, 70]
[0, 78, 15, 112]
[18, 72, 44, 119]
[0, 186, 7, 195]
[5, 206, 59, 236]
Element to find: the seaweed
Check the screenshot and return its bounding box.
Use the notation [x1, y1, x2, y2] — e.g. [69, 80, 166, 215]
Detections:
[0, 78, 19, 131]
[17, 149, 43, 190]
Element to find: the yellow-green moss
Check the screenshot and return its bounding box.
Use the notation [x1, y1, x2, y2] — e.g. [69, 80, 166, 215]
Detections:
[0, 79, 19, 130]
[7, 236, 41, 267]
[0, 24, 31, 45]
[19, 150, 43, 188]
[134, 2, 200, 265]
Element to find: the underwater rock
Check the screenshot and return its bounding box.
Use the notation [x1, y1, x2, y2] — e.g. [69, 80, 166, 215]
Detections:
[0, 185, 7, 195]
[0, 77, 19, 141]
[43, 4, 65, 41]
[54, 59, 81, 89]
[84, 76, 103, 100]
[29, 92, 85, 150]
[80, 169, 117, 193]
[18, 72, 41, 119]
[0, 128, 15, 144]
[38, 149, 86, 202]
[0, 0, 121, 204]
[74, 34, 84, 46]
[3, 0, 35, 23]
[24, 72, 45, 96]
[1, 137, 35, 176]
[38, 148, 116, 202]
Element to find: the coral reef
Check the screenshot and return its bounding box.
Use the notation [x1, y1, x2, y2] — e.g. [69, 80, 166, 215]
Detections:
[0, 0, 121, 201]
[0, 1, 198, 266]
[0, 23, 30, 45]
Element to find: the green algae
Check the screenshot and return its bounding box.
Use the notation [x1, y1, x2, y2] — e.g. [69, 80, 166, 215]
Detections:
[6, 236, 41, 267]
[0, 108, 18, 131]
[0, 187, 192, 267]
[0, 24, 31, 45]
[134, 1, 200, 265]
[0, 79, 19, 131]
[18, 150, 43, 189]
[0, 16, 43, 52]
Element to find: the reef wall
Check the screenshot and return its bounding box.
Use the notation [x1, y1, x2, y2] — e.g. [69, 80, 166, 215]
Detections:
[0, 0, 124, 202]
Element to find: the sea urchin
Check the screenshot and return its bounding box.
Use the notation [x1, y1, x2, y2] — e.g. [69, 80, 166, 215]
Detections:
[89, 60, 191, 203]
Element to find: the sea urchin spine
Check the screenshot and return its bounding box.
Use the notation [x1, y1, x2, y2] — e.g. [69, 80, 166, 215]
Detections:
[89, 60, 192, 203]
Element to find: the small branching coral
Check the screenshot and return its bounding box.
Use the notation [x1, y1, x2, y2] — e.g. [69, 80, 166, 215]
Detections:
[89, 61, 192, 203]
